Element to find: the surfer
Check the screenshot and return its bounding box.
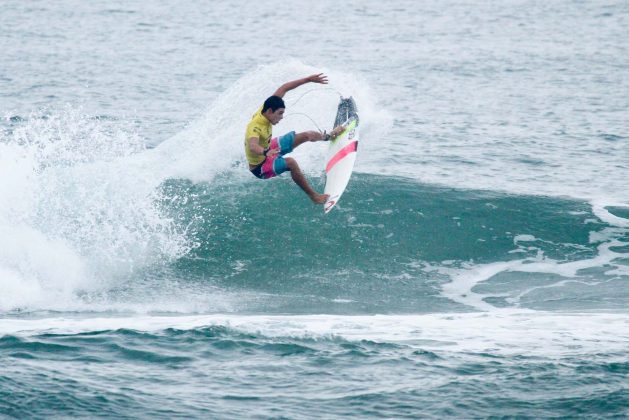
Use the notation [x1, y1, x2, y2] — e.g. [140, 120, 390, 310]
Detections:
[245, 73, 344, 204]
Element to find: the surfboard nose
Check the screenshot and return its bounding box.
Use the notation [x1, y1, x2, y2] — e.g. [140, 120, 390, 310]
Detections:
[334, 97, 360, 127]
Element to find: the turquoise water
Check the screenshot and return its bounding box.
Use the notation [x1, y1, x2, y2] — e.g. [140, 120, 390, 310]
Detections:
[2, 0, 628, 418]
[2, 321, 628, 418]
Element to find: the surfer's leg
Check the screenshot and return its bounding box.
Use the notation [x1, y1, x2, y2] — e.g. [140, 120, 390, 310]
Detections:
[270, 131, 305, 156]
[292, 131, 325, 149]
[284, 157, 328, 204]
[293, 125, 346, 149]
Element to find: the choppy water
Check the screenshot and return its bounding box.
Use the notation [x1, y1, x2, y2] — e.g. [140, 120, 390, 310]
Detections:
[1, 0, 628, 418]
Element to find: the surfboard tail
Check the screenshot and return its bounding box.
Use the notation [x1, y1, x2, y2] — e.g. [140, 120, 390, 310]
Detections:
[334, 97, 359, 128]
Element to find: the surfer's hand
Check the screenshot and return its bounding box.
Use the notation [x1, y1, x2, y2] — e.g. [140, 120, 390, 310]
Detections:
[330, 125, 345, 139]
[264, 147, 279, 157]
[307, 73, 328, 84]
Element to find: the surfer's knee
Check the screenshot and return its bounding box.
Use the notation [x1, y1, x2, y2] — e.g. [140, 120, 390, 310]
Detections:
[284, 157, 297, 170]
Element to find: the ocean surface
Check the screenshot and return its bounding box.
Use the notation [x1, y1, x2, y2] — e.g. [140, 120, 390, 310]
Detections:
[1, 0, 628, 418]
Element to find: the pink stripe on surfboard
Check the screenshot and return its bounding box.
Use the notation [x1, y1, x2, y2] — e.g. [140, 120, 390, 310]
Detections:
[325, 141, 358, 173]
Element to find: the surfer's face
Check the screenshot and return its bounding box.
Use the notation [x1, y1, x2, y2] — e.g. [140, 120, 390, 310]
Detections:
[265, 108, 285, 125]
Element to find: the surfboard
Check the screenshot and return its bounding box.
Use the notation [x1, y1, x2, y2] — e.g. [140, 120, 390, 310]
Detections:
[323, 97, 359, 213]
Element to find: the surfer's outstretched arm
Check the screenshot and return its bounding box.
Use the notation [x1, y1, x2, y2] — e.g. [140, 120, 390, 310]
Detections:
[273, 73, 328, 98]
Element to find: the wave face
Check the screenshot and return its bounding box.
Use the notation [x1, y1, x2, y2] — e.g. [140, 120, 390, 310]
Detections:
[2, 156, 626, 315]
[154, 173, 628, 314]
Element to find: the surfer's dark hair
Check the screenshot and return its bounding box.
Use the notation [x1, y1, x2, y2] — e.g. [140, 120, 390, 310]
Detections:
[262, 95, 285, 113]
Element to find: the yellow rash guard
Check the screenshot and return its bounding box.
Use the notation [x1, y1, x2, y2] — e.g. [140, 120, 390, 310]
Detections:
[244, 106, 272, 166]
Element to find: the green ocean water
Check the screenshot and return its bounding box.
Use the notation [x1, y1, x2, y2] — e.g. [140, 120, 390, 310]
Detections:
[1, 315, 628, 418]
[156, 174, 614, 314]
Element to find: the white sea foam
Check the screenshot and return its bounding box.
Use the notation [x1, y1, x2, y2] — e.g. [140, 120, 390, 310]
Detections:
[440, 225, 628, 311]
[591, 199, 629, 228]
[514, 234, 536, 243]
[1, 312, 627, 357]
[148, 59, 392, 182]
[0, 108, 190, 312]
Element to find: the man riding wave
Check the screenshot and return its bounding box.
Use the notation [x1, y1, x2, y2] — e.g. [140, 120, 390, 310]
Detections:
[245, 73, 344, 204]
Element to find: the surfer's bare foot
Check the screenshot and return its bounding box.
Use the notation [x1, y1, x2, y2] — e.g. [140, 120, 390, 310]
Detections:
[319, 125, 346, 142]
[310, 193, 329, 204]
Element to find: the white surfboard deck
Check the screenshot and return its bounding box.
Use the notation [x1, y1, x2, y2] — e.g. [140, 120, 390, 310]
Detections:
[323, 118, 358, 213]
